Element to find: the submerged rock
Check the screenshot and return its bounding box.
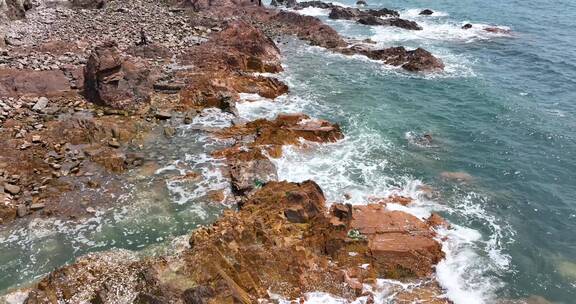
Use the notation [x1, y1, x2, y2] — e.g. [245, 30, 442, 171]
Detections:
[419, 9, 434, 15]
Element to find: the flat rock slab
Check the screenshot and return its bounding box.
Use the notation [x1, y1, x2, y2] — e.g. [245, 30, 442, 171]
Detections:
[0, 69, 73, 98]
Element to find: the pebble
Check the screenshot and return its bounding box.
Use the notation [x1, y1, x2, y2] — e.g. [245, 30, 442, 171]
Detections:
[3, 183, 21, 195]
[17, 204, 27, 217]
[155, 110, 172, 120]
[30, 203, 46, 210]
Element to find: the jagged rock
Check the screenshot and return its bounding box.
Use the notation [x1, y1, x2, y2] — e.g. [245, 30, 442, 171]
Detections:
[84, 42, 156, 110]
[342, 46, 444, 72]
[23, 181, 448, 303]
[329, 6, 399, 20]
[181, 20, 282, 73]
[297, 0, 337, 9]
[180, 72, 288, 112]
[271, 11, 347, 48]
[228, 148, 278, 195]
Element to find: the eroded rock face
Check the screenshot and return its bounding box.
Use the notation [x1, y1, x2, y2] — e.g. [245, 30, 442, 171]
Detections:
[23, 181, 447, 303]
[344, 204, 444, 278]
[84, 42, 156, 110]
[271, 11, 347, 48]
[181, 20, 282, 73]
[216, 113, 344, 151]
[179, 72, 288, 112]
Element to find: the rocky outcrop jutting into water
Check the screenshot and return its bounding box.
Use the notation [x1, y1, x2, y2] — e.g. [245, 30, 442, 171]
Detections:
[1, 0, 452, 302]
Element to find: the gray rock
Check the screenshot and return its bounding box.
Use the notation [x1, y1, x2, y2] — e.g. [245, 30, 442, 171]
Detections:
[32, 97, 49, 111]
[155, 110, 172, 120]
[163, 126, 176, 138]
[30, 203, 46, 210]
[17, 205, 27, 217]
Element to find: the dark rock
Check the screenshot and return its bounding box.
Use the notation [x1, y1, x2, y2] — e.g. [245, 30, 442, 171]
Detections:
[462, 23, 473, 29]
[356, 0, 367, 6]
[0, 0, 33, 20]
[182, 286, 214, 304]
[357, 15, 385, 26]
[297, 1, 337, 9]
[386, 18, 422, 30]
[419, 9, 434, 15]
[134, 293, 165, 304]
[71, 0, 106, 9]
[343, 46, 444, 72]
[155, 110, 172, 120]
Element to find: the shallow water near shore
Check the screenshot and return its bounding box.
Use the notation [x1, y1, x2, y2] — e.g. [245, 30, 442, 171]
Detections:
[2, 0, 576, 302]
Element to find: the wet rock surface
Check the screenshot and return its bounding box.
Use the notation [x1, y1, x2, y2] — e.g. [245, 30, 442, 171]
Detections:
[23, 181, 449, 303]
[1, 0, 453, 302]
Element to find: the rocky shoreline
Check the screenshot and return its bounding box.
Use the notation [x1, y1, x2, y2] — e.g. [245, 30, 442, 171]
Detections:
[1, 0, 455, 302]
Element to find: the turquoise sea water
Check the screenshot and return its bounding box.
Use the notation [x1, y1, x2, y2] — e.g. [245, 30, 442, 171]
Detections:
[1, 0, 576, 303]
[272, 0, 576, 302]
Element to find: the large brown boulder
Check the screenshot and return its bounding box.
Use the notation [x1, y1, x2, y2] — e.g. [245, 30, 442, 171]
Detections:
[181, 20, 282, 73]
[271, 11, 347, 49]
[84, 42, 156, 110]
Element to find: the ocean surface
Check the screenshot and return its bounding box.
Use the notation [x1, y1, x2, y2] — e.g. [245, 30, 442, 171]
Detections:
[2, 0, 576, 303]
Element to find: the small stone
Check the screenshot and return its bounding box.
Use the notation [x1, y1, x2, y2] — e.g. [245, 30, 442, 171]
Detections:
[108, 138, 121, 148]
[17, 205, 27, 217]
[155, 110, 172, 120]
[32, 135, 42, 143]
[184, 112, 195, 124]
[86, 207, 96, 213]
[4, 183, 21, 195]
[30, 203, 46, 211]
[32, 97, 49, 111]
[164, 126, 176, 138]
